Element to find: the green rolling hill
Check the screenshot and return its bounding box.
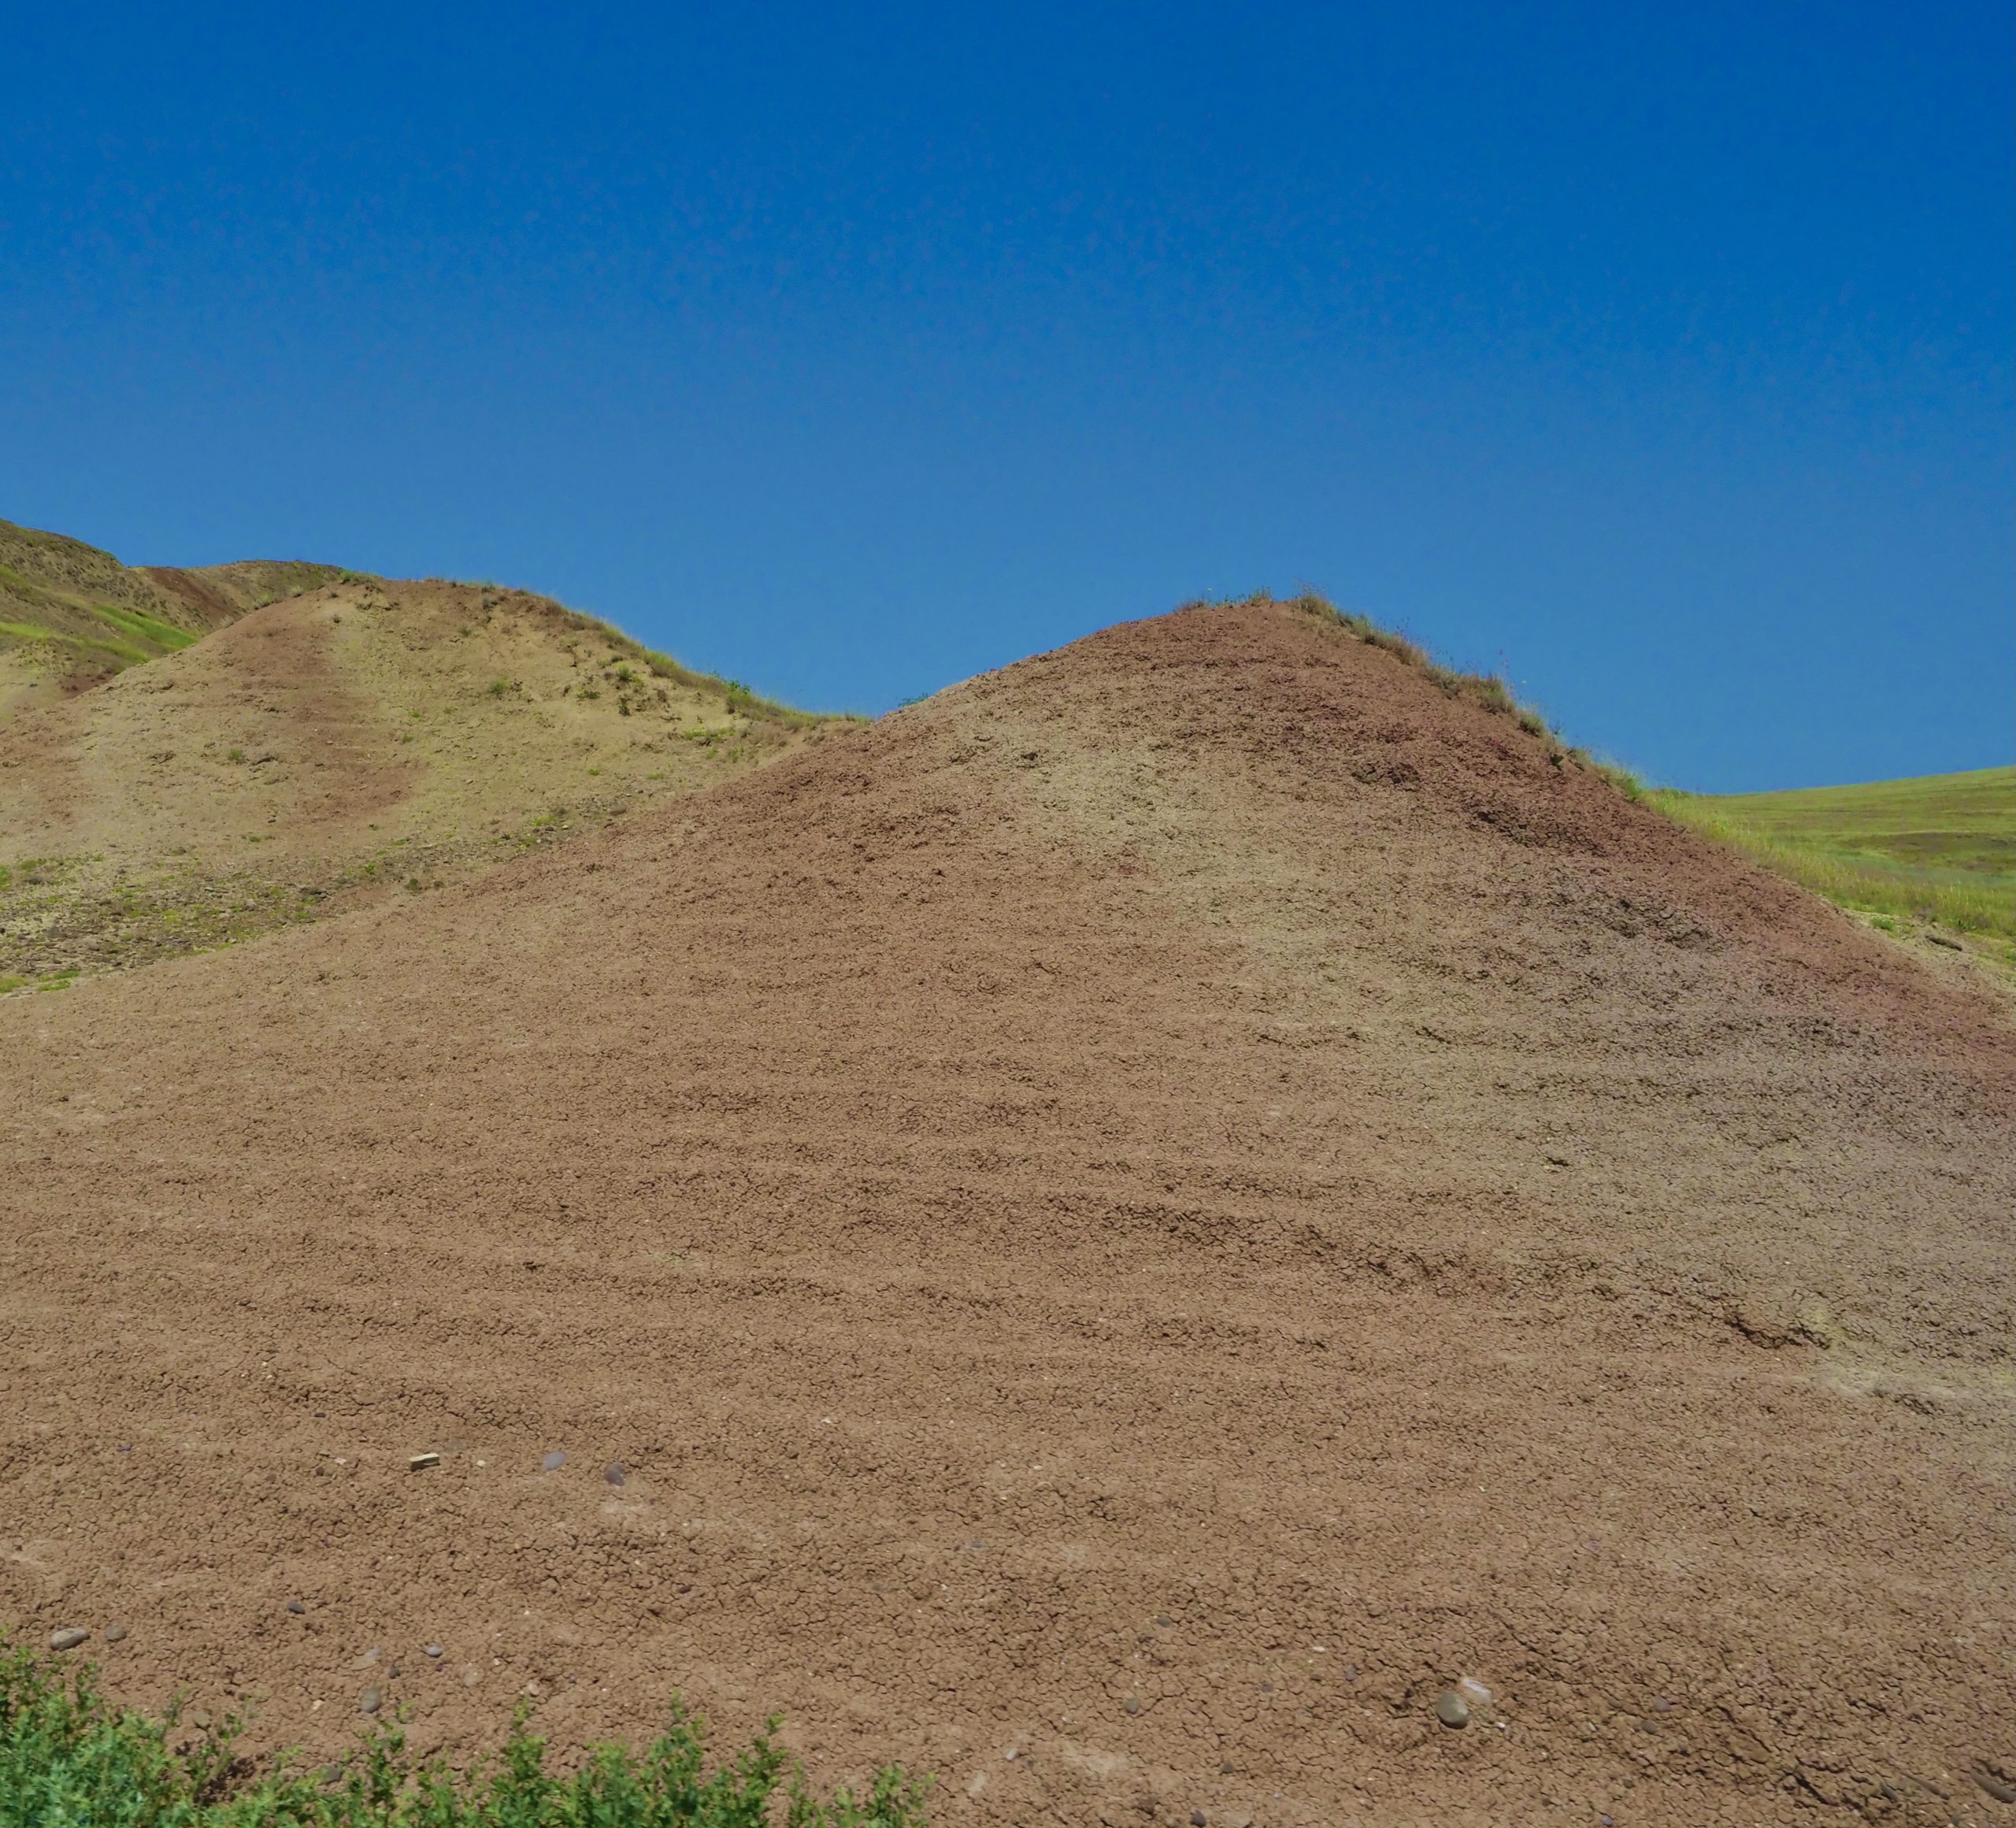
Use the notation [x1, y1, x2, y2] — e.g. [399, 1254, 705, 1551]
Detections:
[1652, 766, 2015, 942]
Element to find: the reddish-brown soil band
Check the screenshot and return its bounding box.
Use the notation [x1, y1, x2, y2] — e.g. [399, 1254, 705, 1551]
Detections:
[3, 601, 2012, 1826]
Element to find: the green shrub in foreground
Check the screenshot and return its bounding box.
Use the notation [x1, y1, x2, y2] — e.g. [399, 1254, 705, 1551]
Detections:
[0, 1643, 930, 1827]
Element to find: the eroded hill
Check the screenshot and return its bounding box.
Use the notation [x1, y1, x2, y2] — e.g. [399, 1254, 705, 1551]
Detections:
[0, 569, 844, 986]
[0, 517, 335, 717]
[2, 595, 2011, 1826]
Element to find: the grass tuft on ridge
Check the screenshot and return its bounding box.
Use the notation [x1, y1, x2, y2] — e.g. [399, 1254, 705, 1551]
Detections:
[1217, 590, 1648, 799]
[0, 1639, 931, 1826]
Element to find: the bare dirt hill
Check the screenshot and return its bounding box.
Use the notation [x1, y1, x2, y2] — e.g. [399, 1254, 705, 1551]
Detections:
[0, 570, 841, 985]
[2, 597, 2013, 1826]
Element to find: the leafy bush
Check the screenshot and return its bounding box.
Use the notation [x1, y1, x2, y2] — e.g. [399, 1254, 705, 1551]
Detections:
[0, 1641, 931, 1826]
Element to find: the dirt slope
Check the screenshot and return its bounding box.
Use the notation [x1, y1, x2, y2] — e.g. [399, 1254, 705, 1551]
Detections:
[0, 572, 839, 984]
[0, 517, 334, 717]
[2, 597, 2013, 1826]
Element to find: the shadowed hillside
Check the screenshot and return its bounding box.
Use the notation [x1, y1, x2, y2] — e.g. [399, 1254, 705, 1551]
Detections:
[3, 595, 2011, 1826]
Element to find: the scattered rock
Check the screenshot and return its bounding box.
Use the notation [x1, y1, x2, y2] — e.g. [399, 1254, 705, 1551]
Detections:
[1457, 1676, 1493, 1708]
[1191, 1813, 1208, 1826]
[1154, 1613, 1173, 1627]
[462, 1668, 480, 1688]
[1123, 1695, 1141, 1715]
[1435, 1689, 1470, 1728]
[424, 1644, 443, 1658]
[603, 1461, 626, 1486]
[408, 1452, 441, 1472]
[1975, 1770, 2016, 1804]
[1927, 931, 1962, 951]
[286, 1600, 306, 1615]
[102, 1625, 127, 1643]
[48, 1628, 87, 1652]
[541, 1450, 566, 1471]
[358, 1685, 383, 1715]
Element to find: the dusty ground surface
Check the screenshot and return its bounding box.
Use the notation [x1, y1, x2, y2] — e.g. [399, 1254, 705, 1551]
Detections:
[2, 599, 2013, 1826]
[0, 573, 839, 984]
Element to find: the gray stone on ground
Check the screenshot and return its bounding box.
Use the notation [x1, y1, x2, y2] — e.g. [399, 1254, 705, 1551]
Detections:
[359, 1685, 383, 1715]
[48, 1628, 88, 1652]
[103, 1624, 127, 1643]
[1435, 1689, 1470, 1728]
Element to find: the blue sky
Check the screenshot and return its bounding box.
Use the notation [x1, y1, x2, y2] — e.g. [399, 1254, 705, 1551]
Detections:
[2, 2, 2008, 790]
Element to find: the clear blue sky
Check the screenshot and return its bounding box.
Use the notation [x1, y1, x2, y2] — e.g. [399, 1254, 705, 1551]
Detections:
[2, 2, 2008, 790]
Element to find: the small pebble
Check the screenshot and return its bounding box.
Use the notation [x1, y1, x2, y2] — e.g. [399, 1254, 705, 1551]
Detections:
[1154, 1613, 1173, 1627]
[359, 1685, 383, 1715]
[541, 1450, 566, 1471]
[462, 1668, 480, 1688]
[1123, 1695, 1141, 1715]
[1976, 1771, 2016, 1805]
[1191, 1813, 1208, 1826]
[408, 1452, 441, 1472]
[424, 1644, 443, 1659]
[48, 1628, 88, 1652]
[103, 1625, 127, 1643]
[286, 1601, 306, 1615]
[1435, 1689, 1470, 1729]
[1653, 1696, 1673, 1715]
[603, 1462, 626, 1486]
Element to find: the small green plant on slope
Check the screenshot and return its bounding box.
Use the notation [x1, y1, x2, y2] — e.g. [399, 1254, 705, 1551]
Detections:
[0, 1641, 931, 1826]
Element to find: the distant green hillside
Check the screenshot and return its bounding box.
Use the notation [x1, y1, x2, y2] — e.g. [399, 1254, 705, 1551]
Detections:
[1652, 766, 2015, 940]
[0, 517, 338, 716]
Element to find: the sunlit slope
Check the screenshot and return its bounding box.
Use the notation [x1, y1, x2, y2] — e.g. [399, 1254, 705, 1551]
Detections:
[1652, 766, 2015, 940]
[0, 517, 335, 716]
[0, 567, 847, 987]
[3, 596, 2013, 1823]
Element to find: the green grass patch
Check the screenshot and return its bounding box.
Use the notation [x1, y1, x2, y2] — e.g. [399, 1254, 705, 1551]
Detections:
[0, 1639, 931, 1825]
[88, 603, 198, 652]
[0, 620, 152, 666]
[1651, 766, 2016, 938]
